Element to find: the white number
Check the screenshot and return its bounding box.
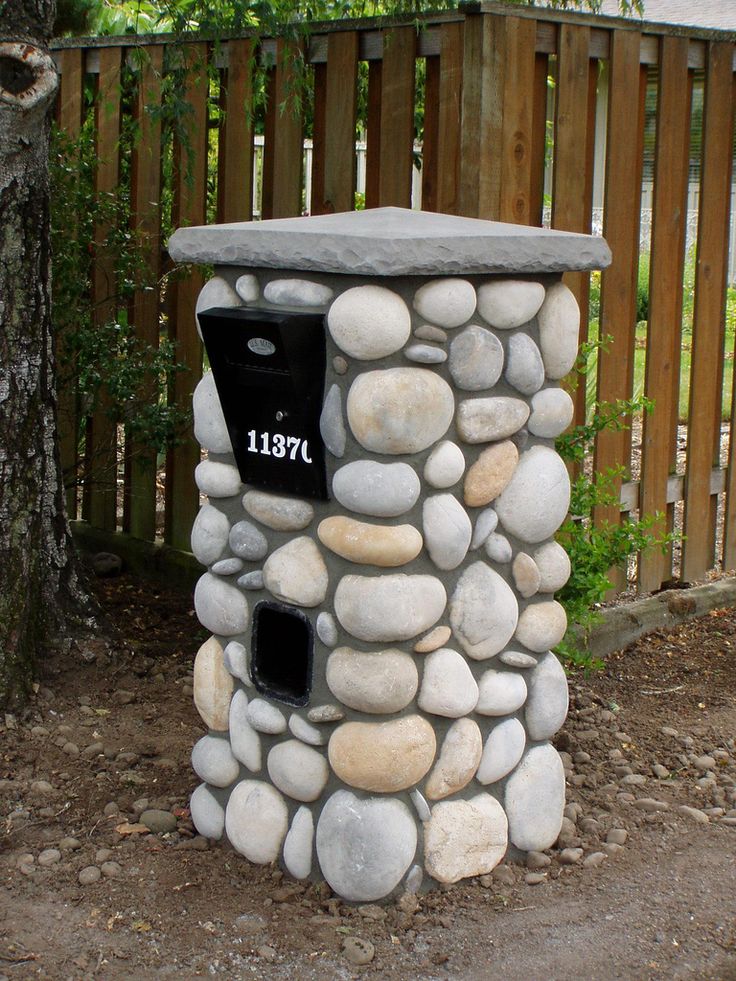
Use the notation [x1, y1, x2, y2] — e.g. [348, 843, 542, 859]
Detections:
[287, 436, 300, 460]
[260, 432, 271, 456]
[301, 441, 312, 463]
[271, 433, 286, 458]
[247, 429, 258, 453]
[245, 430, 312, 464]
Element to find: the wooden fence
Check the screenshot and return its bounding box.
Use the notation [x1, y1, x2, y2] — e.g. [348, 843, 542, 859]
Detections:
[51, 0, 736, 593]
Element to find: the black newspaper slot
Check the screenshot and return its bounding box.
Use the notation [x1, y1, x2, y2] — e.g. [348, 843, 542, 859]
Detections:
[198, 306, 328, 500]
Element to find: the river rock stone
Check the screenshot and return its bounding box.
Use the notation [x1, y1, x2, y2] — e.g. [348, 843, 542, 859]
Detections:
[332, 461, 420, 517]
[414, 625, 452, 653]
[418, 647, 479, 717]
[537, 281, 580, 379]
[228, 520, 268, 561]
[476, 668, 528, 715]
[456, 396, 530, 444]
[414, 323, 448, 342]
[450, 562, 518, 660]
[318, 516, 422, 567]
[512, 553, 541, 598]
[235, 273, 259, 302]
[223, 641, 250, 684]
[194, 573, 249, 636]
[424, 441, 466, 489]
[525, 652, 569, 740]
[225, 780, 289, 864]
[422, 494, 472, 570]
[229, 690, 261, 772]
[237, 570, 263, 590]
[499, 649, 538, 668]
[263, 537, 328, 607]
[196, 276, 241, 337]
[476, 280, 546, 329]
[334, 574, 446, 642]
[316, 612, 338, 647]
[326, 647, 419, 714]
[424, 794, 508, 884]
[191, 735, 240, 788]
[289, 713, 325, 746]
[328, 716, 436, 793]
[267, 740, 329, 802]
[476, 717, 527, 785]
[448, 325, 504, 391]
[405, 343, 447, 364]
[193, 636, 233, 731]
[471, 507, 499, 549]
[320, 384, 346, 458]
[515, 600, 567, 652]
[190, 783, 225, 839]
[328, 285, 411, 359]
[211, 558, 243, 576]
[191, 504, 230, 566]
[247, 698, 287, 734]
[347, 368, 455, 455]
[242, 490, 314, 531]
[505, 333, 545, 395]
[195, 460, 242, 499]
[528, 387, 575, 438]
[425, 719, 482, 800]
[316, 791, 417, 902]
[264, 278, 334, 307]
[485, 533, 512, 563]
[283, 806, 314, 879]
[464, 441, 518, 508]
[494, 446, 570, 543]
[413, 278, 476, 328]
[533, 541, 571, 593]
[307, 704, 344, 723]
[505, 744, 565, 851]
[193, 372, 232, 454]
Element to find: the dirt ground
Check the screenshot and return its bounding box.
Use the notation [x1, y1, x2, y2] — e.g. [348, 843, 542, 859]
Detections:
[1, 568, 735, 981]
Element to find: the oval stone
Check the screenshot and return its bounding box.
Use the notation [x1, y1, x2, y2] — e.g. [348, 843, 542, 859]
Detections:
[328, 716, 436, 793]
[512, 552, 541, 599]
[405, 343, 447, 364]
[247, 698, 287, 735]
[190, 783, 225, 840]
[417, 647, 479, 718]
[476, 279, 545, 329]
[476, 668, 528, 715]
[505, 332, 545, 395]
[424, 794, 508, 884]
[195, 460, 242, 499]
[413, 278, 476, 328]
[196, 276, 241, 338]
[228, 520, 268, 561]
[347, 368, 454, 455]
[191, 504, 230, 566]
[194, 573, 249, 636]
[191, 735, 239, 788]
[328, 285, 411, 359]
[463, 441, 518, 508]
[449, 562, 518, 660]
[319, 383, 346, 458]
[414, 624, 452, 653]
[425, 718, 482, 801]
[494, 445, 571, 543]
[424, 440, 466, 489]
[538, 281, 580, 379]
[335, 574, 447, 643]
[332, 460, 420, 517]
[316, 791, 417, 902]
[414, 323, 448, 342]
[193, 636, 233, 731]
[193, 372, 232, 454]
[223, 641, 249, 683]
[476, 717, 526, 785]
[470, 507, 499, 549]
[267, 740, 329, 802]
[485, 532, 512, 564]
[242, 490, 314, 531]
[316, 611, 338, 647]
[318, 516, 423, 567]
[263, 536, 328, 607]
[526, 652, 569, 741]
[264, 278, 334, 307]
[235, 273, 259, 303]
[499, 649, 538, 669]
[533, 540, 571, 593]
[229, 690, 261, 773]
[225, 780, 289, 864]
[448, 325, 504, 391]
[283, 806, 314, 880]
[505, 744, 565, 851]
[326, 647, 419, 714]
[422, 494, 472, 571]
[289, 713, 325, 746]
[528, 387, 575, 438]
[515, 600, 567, 652]
[211, 557, 243, 576]
[456, 397, 530, 444]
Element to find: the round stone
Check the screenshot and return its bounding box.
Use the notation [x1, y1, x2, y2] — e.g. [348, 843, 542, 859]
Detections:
[193, 372, 232, 454]
[242, 490, 314, 531]
[476, 668, 528, 715]
[418, 647, 479, 717]
[327, 285, 411, 359]
[333, 355, 348, 374]
[190, 783, 225, 839]
[318, 516, 423, 567]
[264, 278, 334, 307]
[229, 690, 262, 772]
[485, 532, 512, 563]
[332, 461, 420, 517]
[191, 504, 230, 566]
[424, 794, 508, 884]
[476, 280, 545, 329]
[414, 625, 452, 654]
[413, 278, 476, 328]
[526, 652, 569, 741]
[422, 494, 472, 571]
[424, 441, 466, 489]
[246, 698, 287, 735]
[335, 573, 447, 643]
[140, 809, 177, 834]
[464, 441, 518, 508]
[235, 273, 259, 302]
[289, 713, 325, 746]
[263, 536, 328, 607]
[528, 387, 575, 438]
[316, 791, 417, 902]
[211, 558, 244, 576]
[191, 735, 240, 788]
[494, 446, 571, 544]
[538, 282, 580, 379]
[448, 325, 504, 391]
[457, 397, 530, 444]
[193, 636, 233, 731]
[320, 384, 346, 458]
[450, 562, 518, 660]
[476, 717, 526, 785]
[195, 460, 242, 499]
[328, 716, 436, 793]
[326, 647, 418, 714]
[196, 276, 242, 338]
[470, 507, 499, 549]
[78, 866, 101, 886]
[228, 520, 267, 561]
[505, 744, 565, 851]
[425, 718, 482, 801]
[283, 806, 314, 880]
[194, 573, 249, 636]
[533, 541, 571, 593]
[225, 780, 289, 864]
[512, 552, 541, 599]
[223, 641, 250, 683]
[505, 333, 545, 395]
[267, 740, 329, 802]
[316, 612, 338, 647]
[405, 343, 447, 364]
[515, 600, 567, 652]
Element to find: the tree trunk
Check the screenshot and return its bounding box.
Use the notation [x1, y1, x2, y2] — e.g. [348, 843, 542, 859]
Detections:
[0, 1, 91, 708]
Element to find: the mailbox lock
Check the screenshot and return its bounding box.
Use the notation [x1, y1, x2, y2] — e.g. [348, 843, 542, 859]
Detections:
[275, 410, 286, 422]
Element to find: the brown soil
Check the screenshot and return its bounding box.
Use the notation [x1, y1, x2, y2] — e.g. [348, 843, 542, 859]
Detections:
[1, 571, 735, 981]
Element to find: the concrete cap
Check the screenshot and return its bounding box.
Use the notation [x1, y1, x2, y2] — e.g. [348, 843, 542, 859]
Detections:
[168, 207, 611, 276]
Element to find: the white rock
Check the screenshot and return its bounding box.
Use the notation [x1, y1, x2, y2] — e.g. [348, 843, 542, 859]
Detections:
[422, 494, 472, 571]
[450, 562, 518, 660]
[307, 704, 344, 724]
[424, 794, 508, 884]
[195, 460, 242, 499]
[327, 285, 411, 360]
[471, 508, 499, 549]
[494, 446, 570, 544]
[316, 612, 338, 647]
[505, 744, 566, 851]
[228, 520, 268, 561]
[335, 574, 447, 643]
[413, 278, 476, 328]
[264, 278, 334, 307]
[533, 541, 571, 593]
[289, 713, 326, 746]
[505, 333, 545, 395]
[414, 323, 448, 342]
[347, 368, 455, 455]
[528, 387, 575, 438]
[283, 806, 314, 879]
[499, 649, 538, 669]
[196, 276, 242, 338]
[515, 600, 567, 652]
[190, 783, 225, 840]
[485, 532, 512, 564]
[211, 558, 243, 576]
[263, 537, 329, 607]
[246, 698, 287, 735]
[476, 280, 545, 329]
[326, 647, 418, 714]
[320, 384, 346, 458]
[237, 571, 263, 591]
[456, 397, 530, 444]
[193, 372, 232, 454]
[223, 641, 250, 684]
[425, 718, 482, 800]
[405, 343, 447, 364]
[191, 735, 240, 788]
[242, 490, 314, 531]
[476, 668, 528, 715]
[537, 281, 580, 379]
[332, 461, 420, 517]
[194, 573, 249, 636]
[229, 690, 261, 772]
[410, 789, 432, 822]
[476, 717, 527, 784]
[267, 740, 329, 802]
[235, 273, 259, 303]
[193, 636, 233, 731]
[418, 648, 479, 717]
[449, 325, 504, 391]
[191, 504, 230, 566]
[316, 791, 418, 902]
[526, 652, 569, 741]
[225, 780, 289, 864]
[405, 864, 424, 893]
[423, 441, 466, 489]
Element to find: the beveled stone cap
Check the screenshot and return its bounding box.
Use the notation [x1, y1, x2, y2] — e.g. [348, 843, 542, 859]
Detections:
[168, 207, 611, 276]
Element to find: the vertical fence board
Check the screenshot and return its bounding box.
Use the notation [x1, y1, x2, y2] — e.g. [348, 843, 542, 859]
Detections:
[219, 38, 254, 223]
[365, 59, 382, 209]
[459, 13, 494, 217]
[321, 31, 359, 214]
[378, 26, 416, 207]
[639, 36, 692, 592]
[264, 39, 305, 218]
[422, 53, 440, 212]
[310, 61, 327, 214]
[529, 52, 549, 227]
[499, 16, 537, 225]
[436, 21, 463, 215]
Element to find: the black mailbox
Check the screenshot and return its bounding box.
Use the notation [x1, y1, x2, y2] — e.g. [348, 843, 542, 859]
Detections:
[198, 307, 328, 500]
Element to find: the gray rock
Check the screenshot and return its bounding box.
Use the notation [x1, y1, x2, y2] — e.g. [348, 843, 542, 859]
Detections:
[228, 520, 268, 561]
[283, 806, 314, 879]
[246, 698, 287, 735]
[413, 278, 476, 328]
[194, 573, 249, 636]
[267, 740, 329, 802]
[424, 794, 508, 884]
[229, 690, 262, 772]
[423, 494, 472, 571]
[449, 325, 504, 391]
[476, 668, 528, 715]
[414, 323, 448, 342]
[476, 717, 527, 784]
[332, 460, 420, 517]
[449, 561, 518, 660]
[343, 937, 376, 966]
[515, 600, 567, 653]
[418, 647, 479, 717]
[101, 861, 122, 878]
[485, 532, 512, 564]
[505, 744, 565, 851]
[235, 273, 259, 302]
[263, 537, 329, 607]
[476, 280, 546, 329]
[193, 371, 232, 454]
[237, 570, 264, 591]
[320, 384, 346, 458]
[190, 783, 225, 839]
[471, 507, 499, 549]
[405, 343, 447, 364]
[242, 490, 314, 531]
[495, 446, 571, 544]
[316, 612, 338, 647]
[525, 652, 569, 741]
[528, 387, 575, 438]
[91, 552, 122, 577]
[263, 278, 334, 307]
[405, 864, 424, 893]
[211, 557, 244, 576]
[225, 780, 289, 864]
[191, 504, 230, 566]
[78, 866, 101, 885]
[327, 647, 418, 714]
[456, 396, 530, 444]
[410, 789, 432, 822]
[537, 282, 580, 379]
[505, 333, 545, 395]
[532, 540, 571, 593]
[140, 808, 177, 834]
[335, 573, 446, 643]
[328, 284, 411, 359]
[499, 649, 538, 669]
[195, 460, 242, 499]
[425, 718, 483, 800]
[223, 641, 250, 683]
[288, 713, 326, 746]
[196, 276, 242, 338]
[424, 440, 466, 489]
[191, 735, 240, 788]
[37, 848, 61, 867]
[307, 703, 344, 724]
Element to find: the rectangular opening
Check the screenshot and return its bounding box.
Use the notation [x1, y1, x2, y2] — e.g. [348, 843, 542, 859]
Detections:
[251, 601, 313, 707]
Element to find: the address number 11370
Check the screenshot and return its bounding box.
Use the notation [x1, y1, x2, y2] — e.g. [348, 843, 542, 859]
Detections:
[246, 430, 313, 463]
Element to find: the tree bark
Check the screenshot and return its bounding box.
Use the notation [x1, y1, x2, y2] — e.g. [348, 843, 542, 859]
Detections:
[0, 1, 91, 708]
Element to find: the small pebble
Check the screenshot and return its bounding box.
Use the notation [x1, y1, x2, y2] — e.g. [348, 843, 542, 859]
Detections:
[59, 837, 82, 851]
[525, 873, 546, 886]
[96, 848, 113, 863]
[257, 946, 277, 962]
[62, 742, 80, 756]
[343, 936, 375, 965]
[606, 828, 628, 845]
[492, 866, 515, 886]
[632, 798, 669, 812]
[78, 866, 101, 885]
[582, 852, 607, 869]
[559, 848, 583, 865]
[526, 851, 551, 870]
[16, 853, 34, 868]
[103, 802, 119, 816]
[677, 805, 709, 824]
[602, 842, 624, 858]
[652, 764, 670, 779]
[37, 849, 61, 867]
[101, 861, 122, 878]
[140, 809, 178, 834]
[30, 779, 54, 794]
[694, 755, 716, 771]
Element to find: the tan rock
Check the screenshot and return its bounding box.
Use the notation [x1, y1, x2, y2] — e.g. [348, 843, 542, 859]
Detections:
[515, 600, 567, 652]
[318, 516, 422, 567]
[414, 625, 452, 653]
[512, 552, 541, 599]
[263, 537, 328, 607]
[425, 719, 482, 801]
[326, 647, 418, 714]
[463, 441, 519, 507]
[328, 716, 436, 793]
[424, 794, 508, 883]
[193, 636, 234, 731]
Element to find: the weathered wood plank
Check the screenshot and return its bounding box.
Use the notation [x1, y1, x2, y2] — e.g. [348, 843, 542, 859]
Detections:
[218, 38, 254, 223]
[364, 59, 382, 209]
[310, 61, 327, 214]
[458, 12, 496, 218]
[378, 26, 416, 207]
[422, 53, 440, 212]
[436, 21, 463, 215]
[499, 16, 537, 225]
[528, 52, 549, 227]
[321, 31, 359, 214]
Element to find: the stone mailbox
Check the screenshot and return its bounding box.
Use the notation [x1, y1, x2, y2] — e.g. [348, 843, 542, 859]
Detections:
[168, 208, 611, 902]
